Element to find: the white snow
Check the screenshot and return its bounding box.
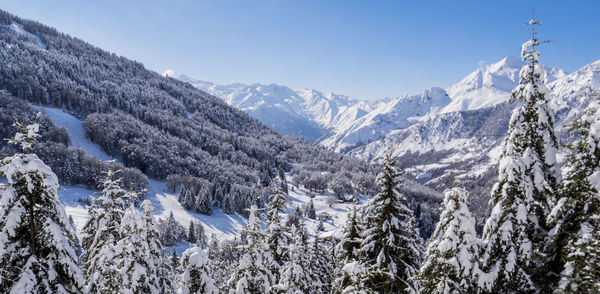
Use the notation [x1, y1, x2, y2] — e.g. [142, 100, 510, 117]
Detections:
[6, 22, 46, 50]
[37, 106, 111, 161]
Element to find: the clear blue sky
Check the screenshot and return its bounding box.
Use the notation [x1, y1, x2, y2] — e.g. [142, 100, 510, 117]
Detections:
[2, 0, 599, 99]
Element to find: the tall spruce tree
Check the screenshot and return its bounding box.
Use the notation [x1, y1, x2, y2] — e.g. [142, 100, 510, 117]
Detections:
[548, 104, 600, 293]
[265, 186, 289, 279]
[333, 205, 363, 294]
[418, 188, 480, 294]
[309, 234, 333, 293]
[114, 200, 171, 294]
[274, 223, 312, 294]
[359, 152, 422, 294]
[226, 205, 275, 294]
[480, 18, 561, 293]
[0, 117, 84, 293]
[188, 220, 197, 243]
[82, 168, 134, 293]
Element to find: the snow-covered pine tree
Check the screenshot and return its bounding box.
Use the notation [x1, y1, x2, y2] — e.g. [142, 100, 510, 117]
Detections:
[480, 20, 561, 294]
[418, 188, 480, 294]
[195, 221, 207, 247]
[274, 224, 311, 294]
[142, 200, 175, 294]
[179, 246, 217, 294]
[83, 168, 134, 293]
[226, 205, 275, 294]
[171, 247, 179, 273]
[359, 151, 422, 294]
[188, 220, 197, 243]
[548, 104, 600, 293]
[195, 185, 212, 215]
[265, 187, 290, 279]
[0, 117, 84, 293]
[116, 202, 163, 294]
[309, 235, 333, 293]
[333, 205, 363, 294]
[179, 185, 195, 210]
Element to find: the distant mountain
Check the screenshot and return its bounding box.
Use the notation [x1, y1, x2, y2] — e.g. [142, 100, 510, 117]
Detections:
[441, 56, 567, 113]
[179, 76, 370, 143]
[182, 56, 567, 154]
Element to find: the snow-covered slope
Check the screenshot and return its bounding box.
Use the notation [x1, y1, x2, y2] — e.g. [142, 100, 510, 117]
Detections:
[38, 106, 358, 243]
[3, 22, 46, 49]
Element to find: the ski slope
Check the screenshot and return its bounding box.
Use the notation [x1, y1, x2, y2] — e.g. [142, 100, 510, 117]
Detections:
[39, 106, 354, 244]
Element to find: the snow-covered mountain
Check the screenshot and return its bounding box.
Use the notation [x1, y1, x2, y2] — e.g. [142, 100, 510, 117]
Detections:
[179, 76, 371, 143]
[441, 56, 566, 113]
[182, 56, 567, 153]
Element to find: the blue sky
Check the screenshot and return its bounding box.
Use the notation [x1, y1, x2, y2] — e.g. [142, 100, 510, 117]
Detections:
[2, 0, 599, 99]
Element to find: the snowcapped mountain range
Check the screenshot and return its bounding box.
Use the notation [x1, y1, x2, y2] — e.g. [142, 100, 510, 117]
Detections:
[181, 56, 568, 151]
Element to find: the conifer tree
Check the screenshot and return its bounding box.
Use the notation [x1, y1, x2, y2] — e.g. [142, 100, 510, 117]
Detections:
[306, 199, 316, 219]
[111, 200, 172, 294]
[0, 117, 84, 293]
[274, 224, 311, 294]
[480, 21, 561, 293]
[179, 246, 217, 294]
[265, 187, 289, 278]
[226, 205, 275, 293]
[195, 185, 212, 215]
[548, 104, 600, 293]
[359, 152, 422, 294]
[188, 220, 197, 243]
[333, 206, 363, 294]
[195, 221, 207, 247]
[171, 247, 179, 273]
[83, 167, 134, 293]
[309, 235, 333, 293]
[418, 188, 480, 294]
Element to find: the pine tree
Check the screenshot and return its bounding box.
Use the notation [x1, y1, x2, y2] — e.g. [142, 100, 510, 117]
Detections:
[226, 205, 275, 293]
[179, 246, 217, 294]
[309, 235, 333, 293]
[274, 224, 311, 294]
[188, 220, 197, 243]
[548, 104, 600, 293]
[195, 221, 207, 247]
[317, 219, 325, 232]
[480, 22, 561, 294]
[0, 117, 84, 293]
[83, 168, 134, 293]
[115, 201, 165, 294]
[333, 206, 363, 294]
[265, 187, 290, 279]
[418, 188, 480, 294]
[306, 199, 316, 219]
[195, 185, 212, 215]
[171, 247, 179, 273]
[359, 152, 422, 293]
